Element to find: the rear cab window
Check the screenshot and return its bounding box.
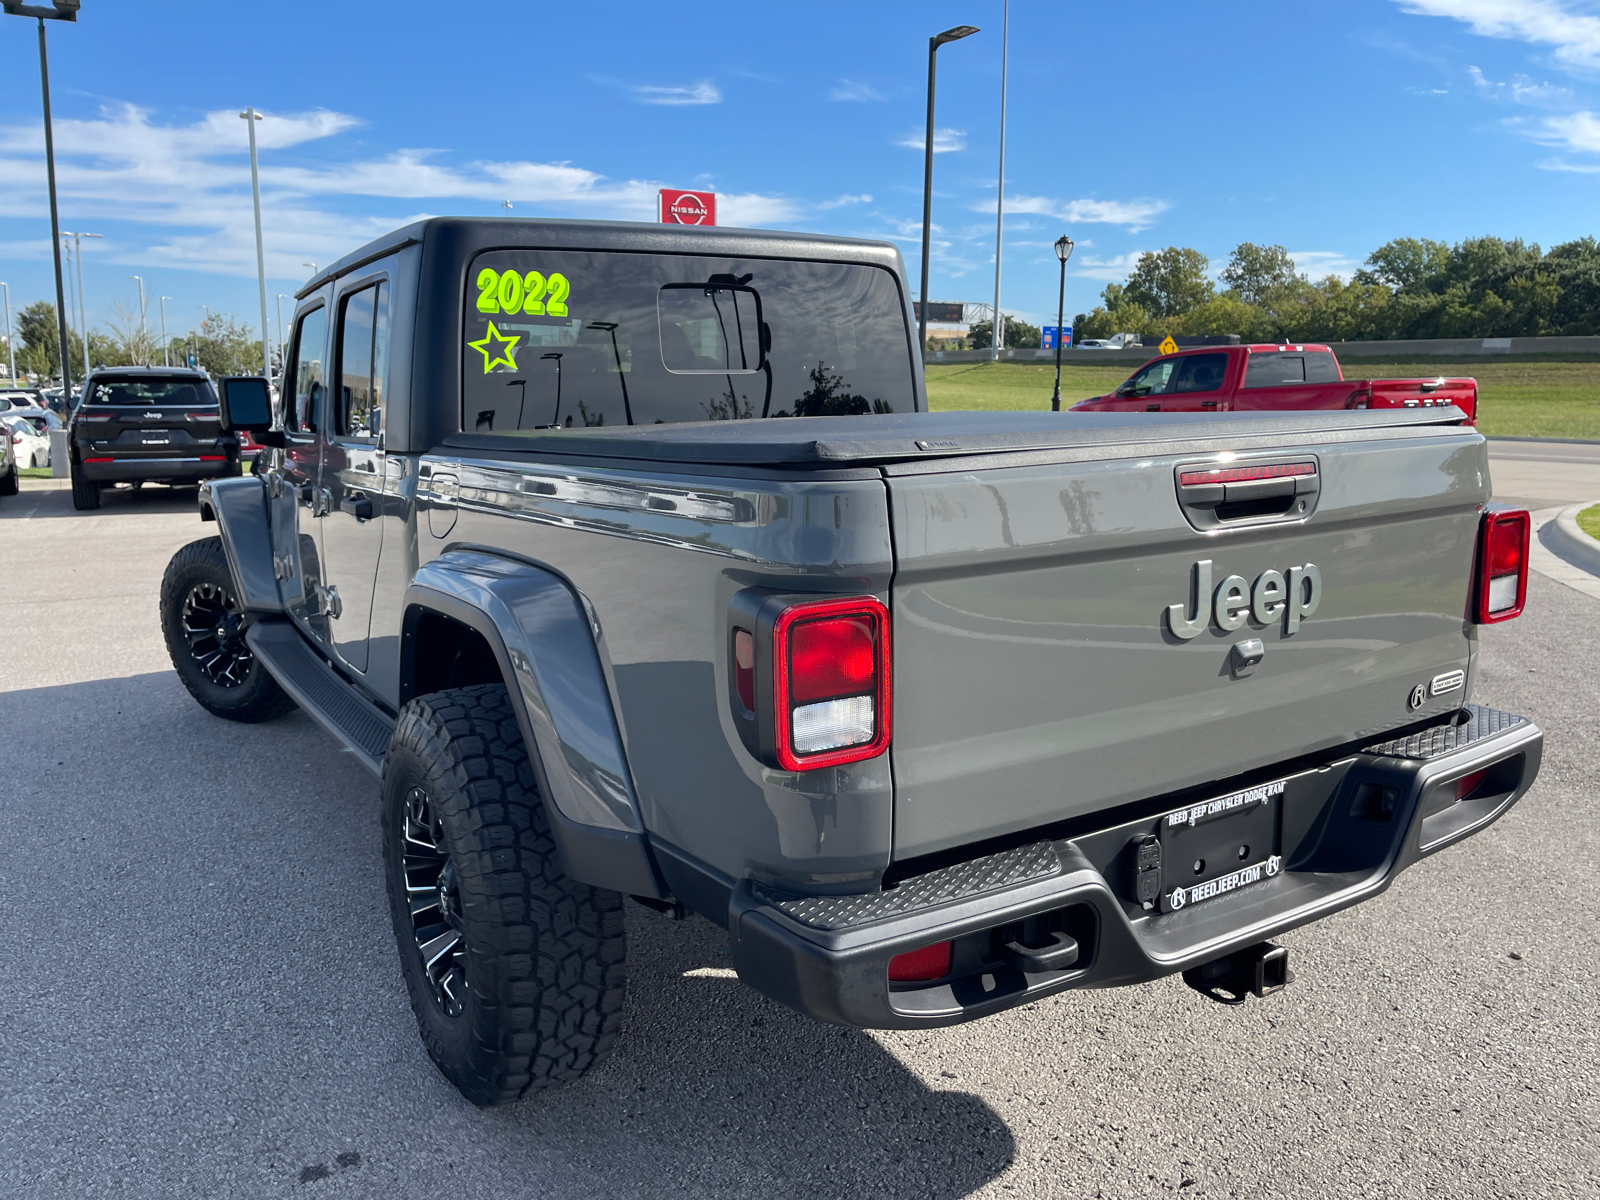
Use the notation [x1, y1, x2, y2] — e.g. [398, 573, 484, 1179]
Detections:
[1244, 350, 1340, 388]
[461, 251, 916, 431]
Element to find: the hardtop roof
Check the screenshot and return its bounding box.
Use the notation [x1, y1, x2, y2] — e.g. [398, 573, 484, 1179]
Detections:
[297, 216, 908, 300]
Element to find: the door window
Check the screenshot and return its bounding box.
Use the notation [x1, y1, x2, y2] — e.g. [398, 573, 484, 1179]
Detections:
[1123, 359, 1177, 397]
[336, 281, 390, 439]
[1169, 353, 1228, 394]
[286, 307, 328, 433]
[1243, 352, 1306, 388]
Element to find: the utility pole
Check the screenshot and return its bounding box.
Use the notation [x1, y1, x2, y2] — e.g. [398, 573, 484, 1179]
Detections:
[241, 107, 271, 378]
[918, 24, 980, 357]
[1, 281, 14, 384]
[127, 275, 146, 364]
[6, 5, 81, 393]
[159, 296, 172, 367]
[275, 294, 290, 376]
[990, 0, 1009, 362]
[64, 230, 100, 378]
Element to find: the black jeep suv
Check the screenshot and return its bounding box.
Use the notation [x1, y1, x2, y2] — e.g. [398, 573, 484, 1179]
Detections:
[68, 368, 240, 510]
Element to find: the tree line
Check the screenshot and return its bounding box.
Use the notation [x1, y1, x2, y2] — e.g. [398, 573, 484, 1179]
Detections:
[6, 300, 265, 382]
[1073, 236, 1600, 343]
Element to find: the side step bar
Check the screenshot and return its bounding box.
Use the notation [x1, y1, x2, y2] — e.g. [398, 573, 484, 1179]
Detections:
[246, 618, 395, 776]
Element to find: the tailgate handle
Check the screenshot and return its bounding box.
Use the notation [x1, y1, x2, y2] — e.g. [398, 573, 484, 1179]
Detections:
[998, 930, 1080, 973]
[1176, 459, 1320, 529]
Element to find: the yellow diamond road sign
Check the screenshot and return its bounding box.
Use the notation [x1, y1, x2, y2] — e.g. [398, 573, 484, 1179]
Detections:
[1158, 335, 1179, 355]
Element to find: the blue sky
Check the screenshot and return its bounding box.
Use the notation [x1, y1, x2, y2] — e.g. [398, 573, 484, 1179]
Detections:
[2, 0, 1600, 348]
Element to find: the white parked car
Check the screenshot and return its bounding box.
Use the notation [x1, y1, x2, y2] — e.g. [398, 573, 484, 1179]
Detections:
[1075, 339, 1119, 349]
[2, 413, 50, 468]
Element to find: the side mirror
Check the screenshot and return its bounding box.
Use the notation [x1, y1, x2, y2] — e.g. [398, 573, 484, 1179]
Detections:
[1115, 381, 1135, 398]
[218, 376, 274, 434]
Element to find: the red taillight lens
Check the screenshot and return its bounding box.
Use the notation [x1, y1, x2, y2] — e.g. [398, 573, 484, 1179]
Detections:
[790, 616, 876, 703]
[1474, 509, 1529, 623]
[733, 629, 755, 711]
[1178, 461, 1314, 487]
[888, 940, 951, 983]
[772, 596, 891, 772]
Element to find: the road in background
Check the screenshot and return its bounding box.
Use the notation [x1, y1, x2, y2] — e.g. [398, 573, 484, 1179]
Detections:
[1, 471, 1597, 1198]
[1487, 438, 1600, 512]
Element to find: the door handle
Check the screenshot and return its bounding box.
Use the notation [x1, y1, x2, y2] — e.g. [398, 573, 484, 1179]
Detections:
[1200, 400, 1218, 409]
[340, 492, 374, 520]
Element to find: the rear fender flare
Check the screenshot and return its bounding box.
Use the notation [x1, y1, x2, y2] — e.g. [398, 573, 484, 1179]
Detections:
[198, 476, 282, 614]
[403, 550, 664, 898]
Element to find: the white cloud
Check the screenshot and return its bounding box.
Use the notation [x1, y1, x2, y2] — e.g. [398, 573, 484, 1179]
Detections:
[830, 80, 884, 102]
[817, 193, 873, 209]
[1535, 108, 1600, 150]
[1538, 154, 1600, 169]
[897, 127, 967, 153]
[632, 82, 721, 106]
[1397, 0, 1600, 72]
[971, 194, 1171, 232]
[0, 102, 794, 281]
[1286, 250, 1362, 281]
[1467, 64, 1576, 104]
[1072, 252, 1147, 281]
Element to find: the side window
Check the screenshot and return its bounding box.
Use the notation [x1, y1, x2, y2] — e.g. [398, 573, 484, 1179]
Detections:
[1243, 352, 1306, 389]
[1305, 351, 1340, 383]
[336, 280, 390, 439]
[287, 306, 328, 434]
[1170, 353, 1228, 394]
[1126, 359, 1176, 396]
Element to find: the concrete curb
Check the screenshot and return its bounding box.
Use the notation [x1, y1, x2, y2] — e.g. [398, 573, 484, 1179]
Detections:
[1544, 502, 1600, 577]
[1530, 504, 1600, 603]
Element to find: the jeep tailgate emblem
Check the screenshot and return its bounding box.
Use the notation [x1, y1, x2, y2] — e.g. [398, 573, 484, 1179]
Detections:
[1167, 558, 1321, 639]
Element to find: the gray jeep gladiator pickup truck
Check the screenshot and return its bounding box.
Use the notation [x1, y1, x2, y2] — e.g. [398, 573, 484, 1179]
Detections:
[160, 217, 1543, 1106]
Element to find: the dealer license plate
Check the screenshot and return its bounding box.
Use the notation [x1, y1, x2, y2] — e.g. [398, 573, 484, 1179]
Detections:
[1159, 777, 1284, 913]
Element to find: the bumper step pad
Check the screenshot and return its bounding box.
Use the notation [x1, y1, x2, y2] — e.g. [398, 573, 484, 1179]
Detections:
[1361, 704, 1529, 762]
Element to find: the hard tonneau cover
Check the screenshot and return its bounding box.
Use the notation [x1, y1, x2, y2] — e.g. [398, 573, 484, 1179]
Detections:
[442, 407, 1472, 468]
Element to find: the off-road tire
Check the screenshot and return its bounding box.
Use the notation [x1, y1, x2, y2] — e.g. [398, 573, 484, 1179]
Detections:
[382, 684, 627, 1106]
[0, 461, 18, 496]
[160, 537, 295, 722]
[69, 464, 99, 510]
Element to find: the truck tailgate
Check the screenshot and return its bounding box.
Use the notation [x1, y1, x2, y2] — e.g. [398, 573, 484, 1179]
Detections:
[885, 423, 1488, 860]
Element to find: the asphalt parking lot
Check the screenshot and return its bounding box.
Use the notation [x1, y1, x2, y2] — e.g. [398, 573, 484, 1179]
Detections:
[1, 455, 1597, 1199]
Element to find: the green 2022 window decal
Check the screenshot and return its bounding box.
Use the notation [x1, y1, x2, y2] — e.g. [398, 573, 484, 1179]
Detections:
[475, 267, 571, 317]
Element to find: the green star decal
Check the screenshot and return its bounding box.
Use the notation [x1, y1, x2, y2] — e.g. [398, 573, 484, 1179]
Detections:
[468, 321, 520, 374]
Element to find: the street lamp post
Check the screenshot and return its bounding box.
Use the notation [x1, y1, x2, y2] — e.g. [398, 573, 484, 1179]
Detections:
[918, 24, 979, 357]
[276, 294, 290, 378]
[303, 262, 317, 278]
[240, 108, 272, 379]
[1050, 235, 1075, 411]
[1, 281, 15, 384]
[159, 296, 172, 367]
[990, 0, 1010, 362]
[63, 230, 100, 378]
[5, 1, 80, 393]
[127, 275, 146, 364]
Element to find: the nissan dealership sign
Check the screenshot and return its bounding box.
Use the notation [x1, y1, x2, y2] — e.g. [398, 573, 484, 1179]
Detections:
[658, 188, 717, 226]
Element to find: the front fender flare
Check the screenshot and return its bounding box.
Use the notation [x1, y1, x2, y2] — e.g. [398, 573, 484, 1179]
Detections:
[199, 476, 282, 614]
[403, 550, 664, 899]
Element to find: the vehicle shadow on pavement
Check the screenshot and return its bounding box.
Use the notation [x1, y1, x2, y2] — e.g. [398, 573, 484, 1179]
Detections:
[3, 481, 202, 519]
[0, 671, 1014, 1200]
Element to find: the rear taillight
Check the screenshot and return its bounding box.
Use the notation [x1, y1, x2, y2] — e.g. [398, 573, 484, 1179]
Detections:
[1473, 509, 1529, 623]
[772, 597, 891, 771]
[887, 940, 951, 983]
[186, 411, 219, 421]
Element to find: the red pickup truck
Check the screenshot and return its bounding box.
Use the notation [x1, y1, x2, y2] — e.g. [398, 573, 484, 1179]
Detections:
[1070, 344, 1478, 422]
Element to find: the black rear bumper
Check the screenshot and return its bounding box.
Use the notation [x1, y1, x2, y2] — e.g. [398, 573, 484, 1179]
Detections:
[727, 705, 1542, 1029]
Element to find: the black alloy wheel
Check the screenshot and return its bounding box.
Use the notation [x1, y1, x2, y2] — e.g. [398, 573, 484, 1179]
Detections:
[180, 580, 254, 688]
[399, 785, 469, 1017]
[160, 536, 295, 723]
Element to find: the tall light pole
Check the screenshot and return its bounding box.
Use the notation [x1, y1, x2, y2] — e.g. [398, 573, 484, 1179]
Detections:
[241, 107, 272, 378]
[5, 1, 80, 392]
[1, 281, 15, 384]
[918, 24, 980, 357]
[275, 294, 290, 377]
[303, 263, 317, 279]
[159, 297, 172, 367]
[127, 275, 146, 364]
[63, 230, 99, 379]
[1050, 236, 1075, 411]
[990, 0, 1009, 362]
